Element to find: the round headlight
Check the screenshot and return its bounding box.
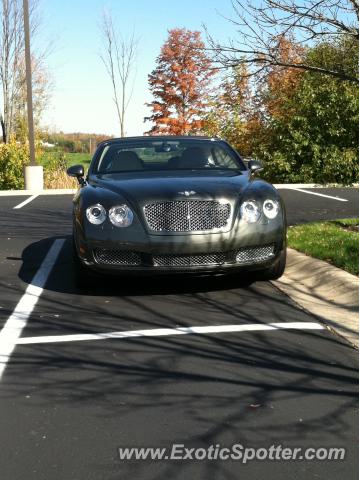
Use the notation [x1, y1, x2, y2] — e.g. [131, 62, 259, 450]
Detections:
[109, 204, 134, 227]
[263, 199, 279, 219]
[240, 200, 261, 223]
[86, 204, 106, 225]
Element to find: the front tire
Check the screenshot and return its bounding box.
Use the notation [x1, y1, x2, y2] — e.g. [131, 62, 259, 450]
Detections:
[72, 238, 94, 289]
[255, 248, 287, 281]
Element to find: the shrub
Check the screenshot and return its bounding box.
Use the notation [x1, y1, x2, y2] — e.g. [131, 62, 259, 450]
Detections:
[260, 143, 359, 185]
[43, 152, 77, 189]
[0, 142, 29, 190]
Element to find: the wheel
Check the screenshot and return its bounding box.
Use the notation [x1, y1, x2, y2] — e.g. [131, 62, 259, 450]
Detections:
[72, 238, 95, 289]
[255, 248, 287, 281]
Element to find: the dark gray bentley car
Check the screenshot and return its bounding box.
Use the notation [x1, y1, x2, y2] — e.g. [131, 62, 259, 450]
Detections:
[67, 136, 286, 285]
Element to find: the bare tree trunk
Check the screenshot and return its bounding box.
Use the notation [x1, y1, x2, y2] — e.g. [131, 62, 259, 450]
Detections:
[0, 113, 6, 142]
[0, 0, 24, 142]
[0, 0, 50, 143]
[121, 73, 125, 137]
[100, 12, 138, 137]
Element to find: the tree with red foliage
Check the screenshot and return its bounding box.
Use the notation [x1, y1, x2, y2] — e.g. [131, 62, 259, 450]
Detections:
[145, 28, 216, 135]
[262, 36, 305, 120]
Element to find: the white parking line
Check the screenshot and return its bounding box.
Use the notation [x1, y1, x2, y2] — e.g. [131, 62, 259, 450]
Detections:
[16, 322, 324, 345]
[13, 194, 39, 209]
[284, 188, 348, 202]
[0, 239, 65, 380]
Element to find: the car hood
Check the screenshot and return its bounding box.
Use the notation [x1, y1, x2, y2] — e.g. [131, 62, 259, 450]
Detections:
[90, 171, 250, 204]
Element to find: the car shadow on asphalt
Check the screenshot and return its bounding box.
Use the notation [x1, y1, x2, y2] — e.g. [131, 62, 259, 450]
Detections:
[18, 235, 258, 297]
[16, 236, 359, 345]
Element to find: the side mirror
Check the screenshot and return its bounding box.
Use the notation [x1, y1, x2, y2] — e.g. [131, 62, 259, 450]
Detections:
[67, 164, 85, 185]
[248, 159, 263, 174]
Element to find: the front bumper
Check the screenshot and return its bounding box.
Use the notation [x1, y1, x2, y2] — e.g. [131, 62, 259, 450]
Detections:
[74, 201, 286, 275]
[75, 231, 285, 276]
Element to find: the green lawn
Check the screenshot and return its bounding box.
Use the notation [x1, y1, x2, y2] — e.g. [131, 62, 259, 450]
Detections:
[287, 218, 359, 276]
[39, 151, 91, 168]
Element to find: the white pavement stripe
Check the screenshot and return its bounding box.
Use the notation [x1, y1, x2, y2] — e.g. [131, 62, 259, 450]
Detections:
[285, 188, 348, 202]
[13, 195, 39, 209]
[0, 189, 77, 196]
[16, 322, 324, 345]
[0, 239, 65, 380]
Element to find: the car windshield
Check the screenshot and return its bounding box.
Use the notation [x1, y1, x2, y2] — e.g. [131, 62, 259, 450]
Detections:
[95, 139, 245, 173]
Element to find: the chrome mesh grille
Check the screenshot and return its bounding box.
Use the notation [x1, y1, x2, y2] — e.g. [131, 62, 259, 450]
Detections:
[93, 249, 141, 266]
[236, 245, 275, 264]
[144, 200, 231, 232]
[153, 253, 227, 267]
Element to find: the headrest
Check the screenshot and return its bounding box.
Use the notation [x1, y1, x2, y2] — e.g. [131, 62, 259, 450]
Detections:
[179, 147, 209, 168]
[108, 150, 143, 171]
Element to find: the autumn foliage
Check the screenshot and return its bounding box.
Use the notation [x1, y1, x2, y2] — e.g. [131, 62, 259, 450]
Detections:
[203, 64, 264, 156]
[202, 34, 359, 184]
[262, 36, 305, 120]
[145, 28, 216, 135]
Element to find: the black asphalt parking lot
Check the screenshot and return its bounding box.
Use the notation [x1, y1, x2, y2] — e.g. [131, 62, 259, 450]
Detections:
[0, 188, 358, 480]
[281, 187, 359, 224]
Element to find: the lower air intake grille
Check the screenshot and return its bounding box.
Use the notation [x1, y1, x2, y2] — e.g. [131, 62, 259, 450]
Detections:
[93, 249, 141, 266]
[236, 245, 275, 264]
[153, 253, 227, 267]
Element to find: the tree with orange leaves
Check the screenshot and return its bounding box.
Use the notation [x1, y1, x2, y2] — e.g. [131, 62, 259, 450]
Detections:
[261, 36, 305, 121]
[145, 28, 216, 135]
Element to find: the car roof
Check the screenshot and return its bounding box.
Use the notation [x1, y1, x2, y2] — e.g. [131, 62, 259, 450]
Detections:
[98, 136, 222, 147]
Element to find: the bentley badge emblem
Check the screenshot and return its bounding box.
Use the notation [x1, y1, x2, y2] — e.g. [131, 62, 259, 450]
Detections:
[178, 190, 196, 196]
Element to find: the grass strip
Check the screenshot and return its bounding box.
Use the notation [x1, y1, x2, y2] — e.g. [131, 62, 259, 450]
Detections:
[287, 218, 359, 276]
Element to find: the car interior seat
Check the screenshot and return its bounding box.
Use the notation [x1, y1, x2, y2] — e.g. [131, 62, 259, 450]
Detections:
[176, 147, 209, 169]
[106, 150, 144, 172]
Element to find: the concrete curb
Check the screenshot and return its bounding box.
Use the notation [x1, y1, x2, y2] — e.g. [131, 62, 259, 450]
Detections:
[273, 249, 359, 349]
